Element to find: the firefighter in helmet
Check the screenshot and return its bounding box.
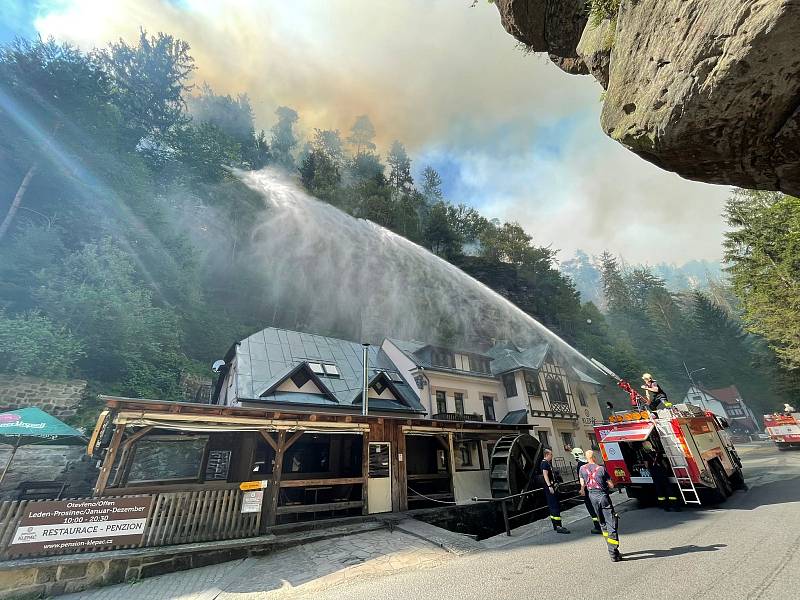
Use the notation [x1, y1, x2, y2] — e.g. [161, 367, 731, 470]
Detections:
[641, 373, 671, 411]
[580, 449, 621, 562]
[644, 441, 681, 511]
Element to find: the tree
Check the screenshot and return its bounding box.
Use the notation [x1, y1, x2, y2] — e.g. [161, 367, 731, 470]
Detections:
[97, 30, 195, 144]
[270, 105, 299, 169]
[347, 115, 376, 156]
[424, 201, 462, 258]
[387, 140, 413, 191]
[599, 252, 630, 313]
[0, 310, 85, 378]
[724, 190, 800, 369]
[421, 166, 443, 202]
[34, 238, 185, 398]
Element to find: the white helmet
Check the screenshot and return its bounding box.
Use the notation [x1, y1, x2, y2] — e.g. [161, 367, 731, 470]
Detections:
[571, 447, 586, 462]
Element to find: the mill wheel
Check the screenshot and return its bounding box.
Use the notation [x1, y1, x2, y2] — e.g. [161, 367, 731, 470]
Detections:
[489, 433, 542, 510]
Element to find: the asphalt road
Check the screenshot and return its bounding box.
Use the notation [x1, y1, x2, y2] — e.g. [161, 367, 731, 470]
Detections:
[301, 443, 800, 600]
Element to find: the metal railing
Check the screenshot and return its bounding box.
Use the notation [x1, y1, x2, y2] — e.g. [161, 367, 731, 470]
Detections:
[431, 412, 484, 422]
[472, 476, 582, 537]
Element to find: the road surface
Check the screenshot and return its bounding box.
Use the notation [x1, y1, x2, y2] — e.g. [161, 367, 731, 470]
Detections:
[66, 443, 800, 600]
[299, 443, 800, 600]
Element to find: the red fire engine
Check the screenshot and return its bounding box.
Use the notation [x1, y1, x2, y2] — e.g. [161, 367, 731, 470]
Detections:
[590, 360, 745, 506]
[763, 413, 800, 450]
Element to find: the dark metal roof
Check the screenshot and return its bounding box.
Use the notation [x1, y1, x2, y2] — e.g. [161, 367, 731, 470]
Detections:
[500, 409, 530, 425]
[487, 342, 550, 376]
[387, 339, 496, 378]
[232, 328, 425, 414]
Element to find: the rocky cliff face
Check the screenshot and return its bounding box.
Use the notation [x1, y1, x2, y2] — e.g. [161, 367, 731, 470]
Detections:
[494, 0, 800, 196]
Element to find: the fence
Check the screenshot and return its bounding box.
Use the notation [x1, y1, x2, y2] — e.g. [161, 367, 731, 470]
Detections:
[0, 483, 260, 560]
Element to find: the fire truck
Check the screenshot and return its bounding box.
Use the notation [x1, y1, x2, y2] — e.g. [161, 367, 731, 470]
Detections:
[763, 413, 800, 450]
[590, 360, 745, 506]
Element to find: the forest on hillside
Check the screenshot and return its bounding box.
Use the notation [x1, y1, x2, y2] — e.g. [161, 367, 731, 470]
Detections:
[0, 34, 797, 420]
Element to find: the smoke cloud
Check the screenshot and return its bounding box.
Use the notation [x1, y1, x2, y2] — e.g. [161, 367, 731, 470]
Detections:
[32, 0, 732, 264]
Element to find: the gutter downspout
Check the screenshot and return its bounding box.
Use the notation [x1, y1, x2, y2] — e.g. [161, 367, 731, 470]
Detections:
[419, 367, 433, 417]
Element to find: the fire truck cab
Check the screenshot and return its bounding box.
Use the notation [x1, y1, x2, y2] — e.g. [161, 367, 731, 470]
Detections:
[594, 403, 745, 505]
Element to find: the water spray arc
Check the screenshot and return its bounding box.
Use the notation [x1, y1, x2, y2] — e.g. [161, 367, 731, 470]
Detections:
[236, 167, 604, 376]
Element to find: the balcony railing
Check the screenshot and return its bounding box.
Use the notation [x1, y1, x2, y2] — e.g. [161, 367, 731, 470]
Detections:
[529, 408, 578, 420]
[432, 412, 484, 422]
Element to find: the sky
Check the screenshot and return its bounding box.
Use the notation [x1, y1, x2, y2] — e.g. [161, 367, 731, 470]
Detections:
[0, 0, 732, 264]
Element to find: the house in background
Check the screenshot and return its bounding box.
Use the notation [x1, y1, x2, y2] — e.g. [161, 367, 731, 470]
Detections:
[682, 384, 759, 434]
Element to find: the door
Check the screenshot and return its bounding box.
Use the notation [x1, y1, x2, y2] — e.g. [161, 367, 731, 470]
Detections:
[367, 442, 392, 513]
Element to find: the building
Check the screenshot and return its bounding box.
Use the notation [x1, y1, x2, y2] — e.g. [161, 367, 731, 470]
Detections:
[382, 338, 606, 466]
[89, 328, 530, 529]
[682, 384, 759, 433]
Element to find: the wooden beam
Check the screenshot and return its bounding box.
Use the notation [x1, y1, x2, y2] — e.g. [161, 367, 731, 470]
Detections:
[361, 432, 370, 515]
[259, 430, 278, 452]
[93, 424, 125, 496]
[279, 477, 364, 488]
[284, 431, 305, 452]
[447, 432, 456, 499]
[264, 430, 286, 528]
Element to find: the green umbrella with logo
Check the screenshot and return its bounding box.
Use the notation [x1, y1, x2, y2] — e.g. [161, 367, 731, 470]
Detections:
[0, 407, 87, 484]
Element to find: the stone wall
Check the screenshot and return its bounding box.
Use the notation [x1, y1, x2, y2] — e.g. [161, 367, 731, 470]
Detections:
[0, 375, 86, 419]
[0, 446, 97, 500]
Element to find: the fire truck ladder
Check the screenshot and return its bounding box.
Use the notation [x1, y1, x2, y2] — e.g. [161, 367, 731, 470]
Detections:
[653, 420, 701, 505]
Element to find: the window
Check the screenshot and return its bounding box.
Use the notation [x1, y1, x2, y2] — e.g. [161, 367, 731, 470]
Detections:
[578, 389, 587, 407]
[290, 369, 310, 388]
[372, 379, 387, 395]
[369, 443, 390, 478]
[546, 377, 570, 413]
[128, 437, 207, 483]
[454, 392, 465, 415]
[431, 349, 455, 368]
[537, 430, 550, 450]
[308, 362, 325, 375]
[388, 371, 403, 383]
[502, 373, 518, 398]
[483, 396, 496, 421]
[561, 432, 574, 449]
[692, 395, 703, 403]
[524, 371, 541, 396]
[322, 363, 340, 378]
[459, 443, 473, 466]
[472, 357, 490, 374]
[436, 390, 447, 414]
[454, 353, 471, 371]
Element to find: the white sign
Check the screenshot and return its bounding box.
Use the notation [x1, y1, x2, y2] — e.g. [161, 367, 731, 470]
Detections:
[12, 518, 147, 545]
[241, 490, 264, 513]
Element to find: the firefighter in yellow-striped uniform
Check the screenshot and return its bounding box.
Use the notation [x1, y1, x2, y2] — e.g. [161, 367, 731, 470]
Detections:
[579, 450, 621, 562]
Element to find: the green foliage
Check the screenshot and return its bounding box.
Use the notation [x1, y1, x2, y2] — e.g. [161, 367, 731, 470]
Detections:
[0, 310, 84, 378]
[421, 166, 443, 202]
[387, 140, 413, 191]
[270, 105, 299, 169]
[724, 190, 800, 370]
[587, 0, 621, 27]
[347, 115, 376, 156]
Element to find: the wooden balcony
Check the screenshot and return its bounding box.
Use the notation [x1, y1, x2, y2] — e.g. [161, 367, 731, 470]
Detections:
[431, 412, 484, 422]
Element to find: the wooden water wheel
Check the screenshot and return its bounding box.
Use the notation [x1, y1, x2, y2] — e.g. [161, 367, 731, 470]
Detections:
[489, 433, 542, 510]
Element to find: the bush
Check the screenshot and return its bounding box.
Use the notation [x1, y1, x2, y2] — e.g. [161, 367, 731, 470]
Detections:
[0, 310, 85, 378]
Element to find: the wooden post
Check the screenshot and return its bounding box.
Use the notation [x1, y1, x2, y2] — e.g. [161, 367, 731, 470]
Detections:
[361, 431, 370, 514]
[111, 426, 153, 487]
[447, 432, 456, 500]
[94, 424, 125, 496]
[264, 431, 286, 529]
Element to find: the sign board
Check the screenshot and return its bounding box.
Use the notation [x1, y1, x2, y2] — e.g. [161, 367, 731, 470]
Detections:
[241, 490, 264, 513]
[9, 497, 153, 556]
[239, 480, 269, 491]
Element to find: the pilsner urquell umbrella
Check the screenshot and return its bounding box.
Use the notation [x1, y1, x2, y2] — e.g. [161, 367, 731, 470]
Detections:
[0, 407, 87, 484]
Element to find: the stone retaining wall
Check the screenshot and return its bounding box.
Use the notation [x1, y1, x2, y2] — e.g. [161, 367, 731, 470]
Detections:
[0, 376, 86, 419]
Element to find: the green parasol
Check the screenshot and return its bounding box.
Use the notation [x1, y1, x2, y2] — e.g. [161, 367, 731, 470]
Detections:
[0, 407, 87, 484]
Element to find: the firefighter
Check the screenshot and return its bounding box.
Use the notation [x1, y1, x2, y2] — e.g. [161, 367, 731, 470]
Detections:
[572, 447, 602, 534]
[645, 445, 681, 512]
[541, 449, 570, 534]
[641, 373, 671, 411]
[579, 449, 621, 562]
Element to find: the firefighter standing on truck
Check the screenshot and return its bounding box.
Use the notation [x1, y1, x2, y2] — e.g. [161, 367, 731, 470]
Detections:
[542, 449, 570, 534]
[580, 450, 621, 562]
[641, 373, 670, 411]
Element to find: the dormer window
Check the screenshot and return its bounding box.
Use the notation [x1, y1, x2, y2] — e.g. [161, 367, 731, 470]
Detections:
[323, 363, 340, 378]
[308, 362, 325, 375]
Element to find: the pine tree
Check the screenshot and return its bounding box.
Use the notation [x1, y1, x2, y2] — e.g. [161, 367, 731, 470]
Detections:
[421, 166, 443, 202]
[387, 140, 413, 191]
[347, 115, 376, 156]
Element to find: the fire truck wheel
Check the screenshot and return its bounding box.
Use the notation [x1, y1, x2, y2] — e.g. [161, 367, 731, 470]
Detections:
[710, 460, 733, 500]
[728, 468, 746, 490]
